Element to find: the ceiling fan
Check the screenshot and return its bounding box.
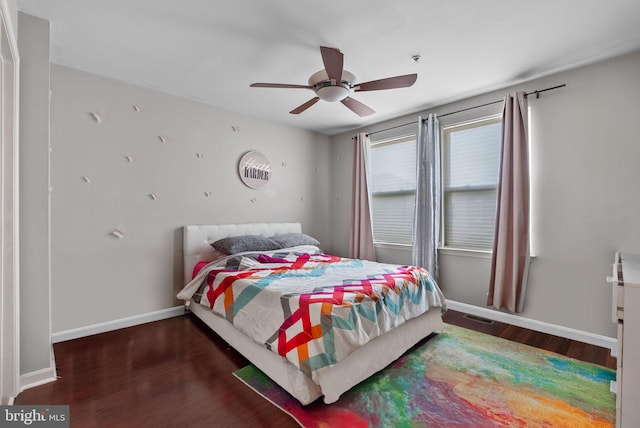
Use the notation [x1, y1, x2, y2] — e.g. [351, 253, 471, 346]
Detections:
[250, 46, 417, 117]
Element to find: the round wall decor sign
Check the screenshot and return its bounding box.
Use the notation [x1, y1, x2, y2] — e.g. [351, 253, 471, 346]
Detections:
[238, 151, 271, 188]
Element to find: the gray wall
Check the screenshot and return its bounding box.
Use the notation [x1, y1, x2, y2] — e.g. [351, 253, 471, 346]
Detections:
[330, 49, 640, 338]
[18, 12, 53, 376]
[50, 65, 331, 332]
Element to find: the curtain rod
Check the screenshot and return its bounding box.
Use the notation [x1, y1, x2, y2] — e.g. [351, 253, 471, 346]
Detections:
[365, 83, 566, 137]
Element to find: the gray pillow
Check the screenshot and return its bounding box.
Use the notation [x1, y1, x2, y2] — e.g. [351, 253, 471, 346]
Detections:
[211, 235, 282, 255]
[270, 233, 320, 248]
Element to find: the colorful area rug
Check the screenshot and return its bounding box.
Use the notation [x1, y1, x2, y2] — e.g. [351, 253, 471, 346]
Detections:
[234, 324, 616, 427]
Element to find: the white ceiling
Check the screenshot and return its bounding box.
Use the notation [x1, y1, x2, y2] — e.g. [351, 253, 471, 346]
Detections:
[17, 0, 640, 136]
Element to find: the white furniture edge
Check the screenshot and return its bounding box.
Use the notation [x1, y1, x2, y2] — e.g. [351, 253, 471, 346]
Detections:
[613, 251, 640, 427]
[447, 300, 617, 352]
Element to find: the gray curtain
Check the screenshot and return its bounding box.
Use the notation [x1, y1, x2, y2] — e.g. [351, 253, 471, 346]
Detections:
[488, 92, 530, 313]
[412, 114, 441, 281]
[349, 132, 376, 261]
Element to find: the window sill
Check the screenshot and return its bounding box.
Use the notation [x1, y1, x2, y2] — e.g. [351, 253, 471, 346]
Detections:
[438, 247, 537, 261]
[374, 242, 412, 250]
[438, 247, 492, 259]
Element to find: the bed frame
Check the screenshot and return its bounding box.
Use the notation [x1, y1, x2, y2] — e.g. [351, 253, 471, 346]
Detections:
[183, 222, 444, 404]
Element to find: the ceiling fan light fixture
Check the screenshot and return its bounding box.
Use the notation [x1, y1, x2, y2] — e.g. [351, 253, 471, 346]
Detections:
[309, 69, 356, 102]
[316, 84, 350, 102]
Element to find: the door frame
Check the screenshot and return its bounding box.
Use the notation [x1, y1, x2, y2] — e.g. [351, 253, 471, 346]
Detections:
[0, 0, 20, 405]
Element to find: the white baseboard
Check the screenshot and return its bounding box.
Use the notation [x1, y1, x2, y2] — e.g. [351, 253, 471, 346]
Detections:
[51, 306, 185, 344]
[20, 367, 57, 392]
[446, 300, 617, 352]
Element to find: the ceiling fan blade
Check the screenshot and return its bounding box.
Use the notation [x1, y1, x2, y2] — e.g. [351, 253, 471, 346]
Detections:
[354, 73, 418, 92]
[251, 83, 312, 89]
[341, 97, 375, 117]
[320, 46, 344, 82]
[290, 97, 320, 114]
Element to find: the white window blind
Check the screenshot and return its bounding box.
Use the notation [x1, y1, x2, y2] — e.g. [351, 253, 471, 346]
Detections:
[442, 116, 501, 251]
[369, 135, 417, 245]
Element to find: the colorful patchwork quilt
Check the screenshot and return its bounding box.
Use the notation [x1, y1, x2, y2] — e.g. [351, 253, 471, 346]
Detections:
[178, 246, 445, 376]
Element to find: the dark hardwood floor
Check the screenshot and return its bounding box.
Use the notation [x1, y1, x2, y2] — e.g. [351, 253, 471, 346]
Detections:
[15, 310, 616, 427]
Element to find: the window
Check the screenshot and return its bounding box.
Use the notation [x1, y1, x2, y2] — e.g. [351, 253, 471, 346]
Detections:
[369, 135, 417, 245]
[442, 116, 502, 251]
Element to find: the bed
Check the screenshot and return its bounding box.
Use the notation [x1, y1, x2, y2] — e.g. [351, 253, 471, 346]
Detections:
[178, 222, 445, 405]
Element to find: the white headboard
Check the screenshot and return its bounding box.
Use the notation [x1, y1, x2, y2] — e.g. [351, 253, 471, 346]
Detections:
[183, 222, 302, 283]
